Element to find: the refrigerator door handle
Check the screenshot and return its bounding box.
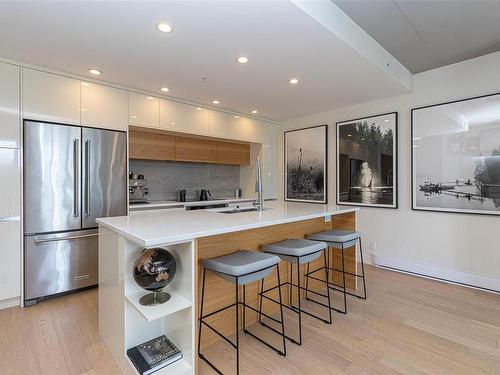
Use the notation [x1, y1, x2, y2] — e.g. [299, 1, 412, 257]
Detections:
[73, 139, 80, 217]
[84, 139, 90, 216]
[33, 233, 98, 244]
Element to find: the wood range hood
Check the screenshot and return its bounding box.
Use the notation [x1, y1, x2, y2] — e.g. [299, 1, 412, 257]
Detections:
[128, 125, 251, 165]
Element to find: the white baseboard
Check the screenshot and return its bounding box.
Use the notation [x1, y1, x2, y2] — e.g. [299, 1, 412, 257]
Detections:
[373, 253, 500, 293]
[363, 252, 374, 266]
[0, 296, 20, 310]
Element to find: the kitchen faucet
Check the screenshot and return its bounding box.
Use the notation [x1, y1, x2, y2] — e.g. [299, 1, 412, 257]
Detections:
[253, 157, 264, 211]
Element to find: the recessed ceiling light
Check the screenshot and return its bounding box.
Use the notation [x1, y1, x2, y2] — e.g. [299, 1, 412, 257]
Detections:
[88, 69, 101, 75]
[233, 115, 240, 119]
[161, 87, 170, 92]
[237, 56, 249, 64]
[196, 107, 203, 111]
[289, 78, 299, 85]
[157, 23, 173, 33]
[347, 134, 352, 137]
[251, 110, 258, 114]
[212, 100, 220, 105]
[384, 119, 390, 122]
[146, 96, 154, 100]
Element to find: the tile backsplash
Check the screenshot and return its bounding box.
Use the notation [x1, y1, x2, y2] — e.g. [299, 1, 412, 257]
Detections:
[130, 160, 240, 201]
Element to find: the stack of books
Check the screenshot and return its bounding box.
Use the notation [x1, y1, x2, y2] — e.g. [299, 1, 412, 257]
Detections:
[127, 335, 182, 375]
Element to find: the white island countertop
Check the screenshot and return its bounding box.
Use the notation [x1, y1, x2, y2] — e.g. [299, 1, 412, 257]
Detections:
[96, 201, 359, 247]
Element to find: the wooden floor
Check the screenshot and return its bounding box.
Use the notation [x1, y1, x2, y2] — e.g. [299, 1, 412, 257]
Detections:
[1, 265, 500, 374]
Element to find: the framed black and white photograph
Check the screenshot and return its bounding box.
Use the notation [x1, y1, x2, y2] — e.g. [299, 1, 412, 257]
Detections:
[336, 112, 398, 208]
[284, 125, 327, 204]
[412, 93, 500, 216]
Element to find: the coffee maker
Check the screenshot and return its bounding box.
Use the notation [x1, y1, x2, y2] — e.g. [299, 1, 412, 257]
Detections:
[129, 172, 149, 204]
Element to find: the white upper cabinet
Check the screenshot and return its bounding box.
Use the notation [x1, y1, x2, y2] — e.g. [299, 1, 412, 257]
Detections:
[160, 99, 187, 132]
[263, 164, 277, 200]
[23, 68, 80, 125]
[0, 62, 20, 148]
[128, 92, 159, 128]
[186, 105, 209, 135]
[232, 117, 259, 142]
[208, 110, 234, 139]
[81, 82, 127, 131]
[260, 122, 277, 165]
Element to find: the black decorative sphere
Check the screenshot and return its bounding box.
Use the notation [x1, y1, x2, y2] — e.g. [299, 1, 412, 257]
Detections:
[133, 248, 176, 293]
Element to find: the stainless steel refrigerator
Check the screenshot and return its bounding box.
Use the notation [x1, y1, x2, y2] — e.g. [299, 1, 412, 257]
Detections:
[23, 121, 127, 306]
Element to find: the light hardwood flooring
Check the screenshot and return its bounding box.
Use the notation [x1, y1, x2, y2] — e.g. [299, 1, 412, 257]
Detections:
[1, 265, 500, 374]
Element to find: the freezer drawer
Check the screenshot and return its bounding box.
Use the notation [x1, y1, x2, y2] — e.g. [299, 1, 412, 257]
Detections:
[24, 229, 98, 303]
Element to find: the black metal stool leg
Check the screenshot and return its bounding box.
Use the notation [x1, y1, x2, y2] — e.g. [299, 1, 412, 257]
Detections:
[296, 259, 303, 345]
[258, 278, 264, 324]
[276, 264, 287, 356]
[340, 244, 347, 314]
[243, 284, 247, 330]
[235, 279, 240, 375]
[305, 262, 310, 301]
[323, 249, 333, 323]
[198, 269, 207, 360]
[358, 238, 367, 299]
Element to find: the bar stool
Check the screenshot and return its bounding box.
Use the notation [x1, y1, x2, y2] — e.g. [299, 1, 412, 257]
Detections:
[261, 239, 332, 346]
[307, 230, 367, 314]
[198, 250, 286, 375]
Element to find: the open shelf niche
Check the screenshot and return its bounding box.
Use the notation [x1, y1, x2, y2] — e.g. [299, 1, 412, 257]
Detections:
[122, 239, 196, 375]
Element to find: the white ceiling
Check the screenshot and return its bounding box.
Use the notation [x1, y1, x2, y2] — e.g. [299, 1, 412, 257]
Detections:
[0, 1, 411, 121]
[334, 0, 500, 74]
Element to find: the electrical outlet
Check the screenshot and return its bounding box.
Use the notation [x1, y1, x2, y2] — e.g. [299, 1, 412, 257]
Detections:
[324, 215, 331, 222]
[369, 240, 376, 251]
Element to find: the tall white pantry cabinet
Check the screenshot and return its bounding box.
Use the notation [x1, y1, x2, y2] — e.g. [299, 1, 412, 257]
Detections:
[0, 61, 21, 307]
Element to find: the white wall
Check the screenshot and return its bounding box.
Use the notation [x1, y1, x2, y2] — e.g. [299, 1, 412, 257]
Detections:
[280, 52, 500, 287]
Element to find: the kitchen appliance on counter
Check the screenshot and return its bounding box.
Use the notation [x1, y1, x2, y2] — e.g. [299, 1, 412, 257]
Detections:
[197, 189, 212, 201]
[129, 173, 150, 204]
[179, 189, 186, 202]
[23, 121, 127, 306]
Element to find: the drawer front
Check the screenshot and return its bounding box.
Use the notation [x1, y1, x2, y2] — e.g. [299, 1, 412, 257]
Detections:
[24, 229, 98, 300]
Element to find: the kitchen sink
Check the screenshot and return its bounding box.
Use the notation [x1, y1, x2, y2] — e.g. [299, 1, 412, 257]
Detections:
[218, 207, 261, 214]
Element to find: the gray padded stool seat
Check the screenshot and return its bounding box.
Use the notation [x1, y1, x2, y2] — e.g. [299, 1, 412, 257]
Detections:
[263, 238, 327, 264]
[202, 250, 280, 285]
[308, 230, 361, 249]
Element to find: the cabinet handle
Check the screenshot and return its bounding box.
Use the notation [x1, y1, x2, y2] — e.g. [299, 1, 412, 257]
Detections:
[73, 139, 80, 217]
[84, 139, 90, 216]
[0, 216, 20, 222]
[34, 233, 98, 244]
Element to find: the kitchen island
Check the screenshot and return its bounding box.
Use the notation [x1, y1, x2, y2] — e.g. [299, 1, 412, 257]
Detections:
[96, 201, 359, 375]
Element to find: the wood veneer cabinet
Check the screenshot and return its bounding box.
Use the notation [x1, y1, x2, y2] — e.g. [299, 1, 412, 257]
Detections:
[129, 130, 175, 161]
[129, 128, 250, 165]
[175, 136, 217, 163]
[216, 141, 250, 165]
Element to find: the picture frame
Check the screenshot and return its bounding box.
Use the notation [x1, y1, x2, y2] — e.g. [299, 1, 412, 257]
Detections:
[336, 112, 398, 208]
[284, 125, 328, 204]
[411, 92, 500, 216]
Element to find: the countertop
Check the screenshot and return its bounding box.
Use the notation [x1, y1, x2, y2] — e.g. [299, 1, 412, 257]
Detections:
[129, 197, 257, 210]
[97, 201, 359, 247]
